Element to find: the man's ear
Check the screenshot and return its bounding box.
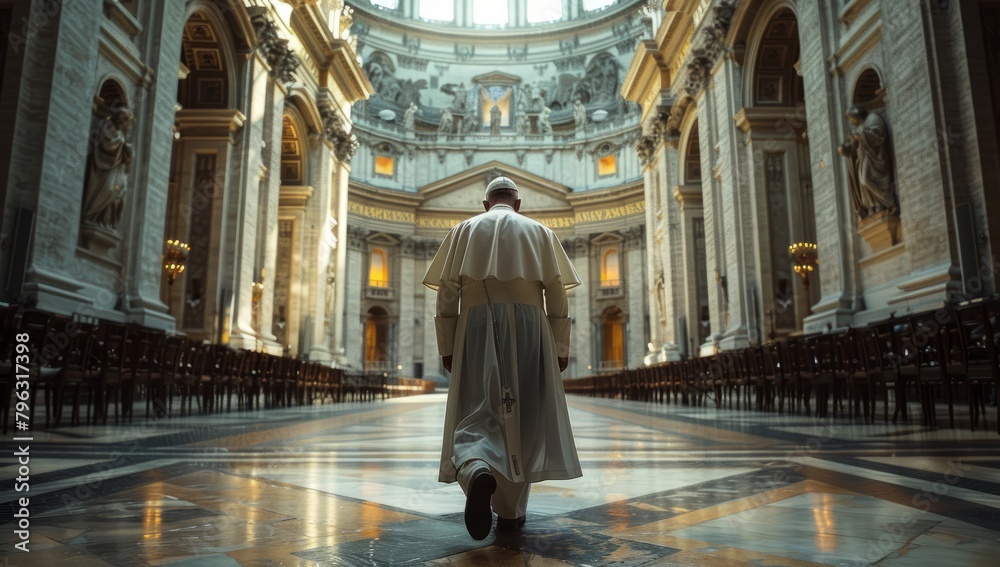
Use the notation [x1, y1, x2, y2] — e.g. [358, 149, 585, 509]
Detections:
[483, 200, 490, 211]
[513, 199, 521, 212]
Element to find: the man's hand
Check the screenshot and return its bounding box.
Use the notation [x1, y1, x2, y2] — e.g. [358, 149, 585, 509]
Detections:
[442, 355, 453, 373]
[558, 357, 568, 372]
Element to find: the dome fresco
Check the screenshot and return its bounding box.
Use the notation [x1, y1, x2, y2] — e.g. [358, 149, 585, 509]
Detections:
[362, 0, 621, 29]
[348, 0, 650, 193]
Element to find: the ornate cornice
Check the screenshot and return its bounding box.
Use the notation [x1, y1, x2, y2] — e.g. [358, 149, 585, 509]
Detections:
[249, 9, 301, 84]
[319, 99, 359, 162]
[683, 0, 737, 96]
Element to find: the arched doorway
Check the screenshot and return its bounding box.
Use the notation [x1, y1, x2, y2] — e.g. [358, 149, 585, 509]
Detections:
[364, 306, 391, 372]
[600, 306, 624, 373]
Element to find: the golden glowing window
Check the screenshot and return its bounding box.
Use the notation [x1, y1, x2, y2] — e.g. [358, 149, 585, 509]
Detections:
[598, 155, 617, 176]
[374, 155, 395, 177]
[601, 249, 620, 286]
[480, 86, 512, 128]
[369, 248, 389, 287]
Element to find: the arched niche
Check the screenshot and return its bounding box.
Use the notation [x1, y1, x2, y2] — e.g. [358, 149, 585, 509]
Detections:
[852, 67, 885, 111]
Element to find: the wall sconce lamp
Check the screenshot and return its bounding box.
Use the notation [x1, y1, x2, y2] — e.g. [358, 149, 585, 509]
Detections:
[251, 268, 265, 304]
[789, 242, 818, 289]
[163, 239, 190, 286]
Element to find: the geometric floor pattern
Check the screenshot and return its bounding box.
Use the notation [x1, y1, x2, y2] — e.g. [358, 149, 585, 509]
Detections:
[2, 392, 999, 565]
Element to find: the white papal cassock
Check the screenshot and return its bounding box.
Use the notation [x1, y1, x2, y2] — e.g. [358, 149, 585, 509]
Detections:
[423, 204, 583, 485]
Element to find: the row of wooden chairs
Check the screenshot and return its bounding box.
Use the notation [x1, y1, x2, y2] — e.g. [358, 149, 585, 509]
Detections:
[565, 298, 1000, 433]
[0, 307, 361, 431]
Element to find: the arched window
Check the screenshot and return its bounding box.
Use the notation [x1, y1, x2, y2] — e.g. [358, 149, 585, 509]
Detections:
[527, 0, 562, 23]
[684, 119, 701, 183]
[371, 0, 398, 9]
[473, 0, 507, 25]
[369, 248, 389, 287]
[280, 116, 303, 184]
[583, 0, 615, 11]
[420, 0, 454, 22]
[601, 248, 620, 286]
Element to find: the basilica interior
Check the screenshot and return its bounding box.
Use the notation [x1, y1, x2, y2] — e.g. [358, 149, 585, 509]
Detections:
[1, 0, 1000, 565]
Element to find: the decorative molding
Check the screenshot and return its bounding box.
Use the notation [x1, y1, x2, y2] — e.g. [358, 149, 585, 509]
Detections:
[508, 44, 528, 61]
[554, 55, 586, 72]
[397, 54, 429, 71]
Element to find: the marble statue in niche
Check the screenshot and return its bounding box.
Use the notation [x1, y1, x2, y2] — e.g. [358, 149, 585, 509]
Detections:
[403, 103, 418, 130]
[838, 104, 896, 219]
[515, 101, 529, 135]
[490, 105, 502, 135]
[538, 105, 553, 135]
[573, 99, 587, 129]
[438, 107, 453, 134]
[82, 106, 134, 230]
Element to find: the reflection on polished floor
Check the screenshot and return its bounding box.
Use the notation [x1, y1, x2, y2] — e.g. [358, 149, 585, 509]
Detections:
[1, 392, 999, 566]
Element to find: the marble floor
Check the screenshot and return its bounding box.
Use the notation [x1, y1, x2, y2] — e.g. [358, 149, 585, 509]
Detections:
[1, 392, 999, 566]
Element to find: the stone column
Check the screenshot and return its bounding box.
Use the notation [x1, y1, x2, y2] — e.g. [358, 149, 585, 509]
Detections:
[14, 0, 104, 315]
[675, 185, 705, 356]
[255, 79, 287, 353]
[225, 52, 271, 351]
[331, 160, 351, 364]
[797, 0, 862, 332]
[121, 0, 188, 331]
[167, 111, 244, 343]
[304, 135, 335, 363]
[568, 237, 591, 377]
[624, 226, 646, 369]
[398, 237, 417, 377]
[656, 144, 686, 361]
[642, 148, 664, 357]
[708, 57, 751, 352]
[277, 186, 313, 356]
[344, 226, 366, 367]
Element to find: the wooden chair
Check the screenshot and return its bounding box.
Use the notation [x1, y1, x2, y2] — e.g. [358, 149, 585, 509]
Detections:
[783, 336, 813, 415]
[953, 300, 1000, 432]
[147, 336, 185, 417]
[904, 310, 953, 427]
[18, 311, 71, 428]
[51, 314, 100, 427]
[91, 322, 130, 424]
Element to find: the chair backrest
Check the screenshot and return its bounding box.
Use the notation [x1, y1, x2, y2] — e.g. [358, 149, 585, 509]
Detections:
[64, 315, 99, 371]
[905, 310, 950, 374]
[96, 322, 130, 372]
[954, 301, 1000, 380]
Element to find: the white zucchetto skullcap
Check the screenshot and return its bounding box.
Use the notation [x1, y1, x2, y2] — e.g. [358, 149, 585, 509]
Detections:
[485, 176, 518, 199]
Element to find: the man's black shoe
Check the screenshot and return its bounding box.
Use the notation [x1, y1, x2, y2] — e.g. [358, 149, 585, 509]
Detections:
[465, 469, 496, 540]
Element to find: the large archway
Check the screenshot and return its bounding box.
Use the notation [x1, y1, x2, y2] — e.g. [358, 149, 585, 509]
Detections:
[600, 306, 625, 373]
[162, 8, 241, 343]
[736, 5, 815, 340]
[365, 306, 392, 372]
